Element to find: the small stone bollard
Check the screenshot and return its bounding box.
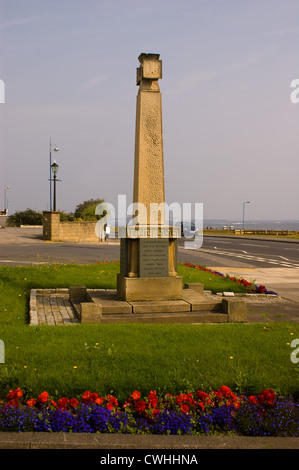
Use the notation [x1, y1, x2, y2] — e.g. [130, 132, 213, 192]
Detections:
[222, 298, 247, 322]
[69, 286, 87, 301]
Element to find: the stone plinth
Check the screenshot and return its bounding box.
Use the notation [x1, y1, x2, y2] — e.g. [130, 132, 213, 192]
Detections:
[117, 275, 183, 301]
[117, 224, 182, 301]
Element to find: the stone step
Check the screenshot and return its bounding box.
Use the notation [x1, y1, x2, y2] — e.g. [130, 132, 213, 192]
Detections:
[181, 289, 223, 311]
[128, 300, 190, 314]
[98, 311, 228, 324]
[87, 290, 132, 314]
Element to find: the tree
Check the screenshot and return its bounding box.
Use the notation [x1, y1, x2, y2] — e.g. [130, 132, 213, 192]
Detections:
[74, 198, 105, 221]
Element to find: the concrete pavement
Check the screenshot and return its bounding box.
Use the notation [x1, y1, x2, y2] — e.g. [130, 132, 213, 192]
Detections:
[0, 226, 46, 244]
[0, 432, 299, 449]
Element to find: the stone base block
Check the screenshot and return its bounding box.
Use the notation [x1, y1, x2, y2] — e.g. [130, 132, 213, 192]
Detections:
[80, 302, 102, 323]
[222, 299, 247, 322]
[117, 274, 183, 301]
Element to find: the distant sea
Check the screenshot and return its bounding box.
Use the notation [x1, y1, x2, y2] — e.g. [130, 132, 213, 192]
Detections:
[202, 220, 299, 231]
[117, 219, 299, 231]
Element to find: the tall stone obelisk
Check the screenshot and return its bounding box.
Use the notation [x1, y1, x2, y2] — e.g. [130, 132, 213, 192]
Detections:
[133, 53, 165, 226]
[117, 53, 182, 301]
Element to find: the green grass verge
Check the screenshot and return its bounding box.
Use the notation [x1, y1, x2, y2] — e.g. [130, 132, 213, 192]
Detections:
[0, 263, 298, 401]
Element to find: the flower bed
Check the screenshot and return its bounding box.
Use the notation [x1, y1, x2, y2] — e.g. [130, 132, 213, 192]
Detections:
[1, 386, 298, 436]
[183, 262, 278, 295]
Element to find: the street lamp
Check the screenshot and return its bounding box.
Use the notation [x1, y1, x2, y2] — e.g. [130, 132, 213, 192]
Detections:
[243, 201, 250, 231]
[49, 138, 59, 210]
[4, 186, 10, 215]
[51, 161, 59, 211]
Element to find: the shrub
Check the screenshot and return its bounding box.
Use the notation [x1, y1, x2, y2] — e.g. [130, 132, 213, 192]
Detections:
[7, 209, 43, 227]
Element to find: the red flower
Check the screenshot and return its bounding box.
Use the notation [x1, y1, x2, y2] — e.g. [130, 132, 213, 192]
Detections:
[196, 391, 209, 401]
[258, 389, 276, 406]
[37, 391, 49, 403]
[90, 392, 99, 403]
[6, 399, 19, 408]
[248, 395, 258, 406]
[198, 402, 205, 411]
[148, 390, 158, 408]
[27, 398, 37, 407]
[180, 404, 189, 414]
[57, 397, 70, 410]
[135, 400, 147, 412]
[7, 388, 23, 401]
[107, 394, 118, 407]
[82, 391, 92, 403]
[95, 396, 104, 405]
[131, 390, 141, 400]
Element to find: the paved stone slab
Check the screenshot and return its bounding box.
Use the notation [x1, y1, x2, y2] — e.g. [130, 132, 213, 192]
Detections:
[30, 289, 79, 326]
[129, 300, 190, 314]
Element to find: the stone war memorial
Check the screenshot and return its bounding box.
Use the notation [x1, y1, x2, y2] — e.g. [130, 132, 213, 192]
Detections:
[31, 53, 247, 325]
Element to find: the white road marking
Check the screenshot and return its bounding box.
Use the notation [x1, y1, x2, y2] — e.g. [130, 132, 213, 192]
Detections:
[0, 260, 49, 264]
[240, 243, 268, 248]
[194, 248, 299, 269]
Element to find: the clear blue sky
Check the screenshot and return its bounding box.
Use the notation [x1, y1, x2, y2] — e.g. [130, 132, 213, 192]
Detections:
[0, 0, 298, 221]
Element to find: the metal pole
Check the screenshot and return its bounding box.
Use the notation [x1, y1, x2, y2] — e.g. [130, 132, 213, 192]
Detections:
[49, 138, 52, 211]
[243, 202, 250, 231]
[4, 186, 9, 214]
[53, 173, 57, 211]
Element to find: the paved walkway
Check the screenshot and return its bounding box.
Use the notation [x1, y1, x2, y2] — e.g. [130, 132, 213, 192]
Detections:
[29, 288, 79, 326]
[0, 432, 298, 449]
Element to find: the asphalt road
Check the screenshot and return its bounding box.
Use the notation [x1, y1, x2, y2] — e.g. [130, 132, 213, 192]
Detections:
[178, 235, 299, 269]
[1, 229, 299, 270]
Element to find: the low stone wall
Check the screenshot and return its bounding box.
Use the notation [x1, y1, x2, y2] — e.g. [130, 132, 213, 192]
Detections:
[0, 215, 7, 228]
[42, 211, 104, 243]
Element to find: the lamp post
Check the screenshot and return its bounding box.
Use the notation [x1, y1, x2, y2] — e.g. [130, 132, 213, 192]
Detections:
[243, 201, 250, 231]
[49, 138, 59, 211]
[4, 186, 10, 215]
[51, 161, 59, 211]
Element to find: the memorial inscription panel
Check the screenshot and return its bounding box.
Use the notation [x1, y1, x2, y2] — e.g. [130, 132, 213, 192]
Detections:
[139, 238, 168, 277]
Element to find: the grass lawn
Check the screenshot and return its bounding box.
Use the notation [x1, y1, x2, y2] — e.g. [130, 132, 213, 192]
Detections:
[0, 262, 298, 402]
